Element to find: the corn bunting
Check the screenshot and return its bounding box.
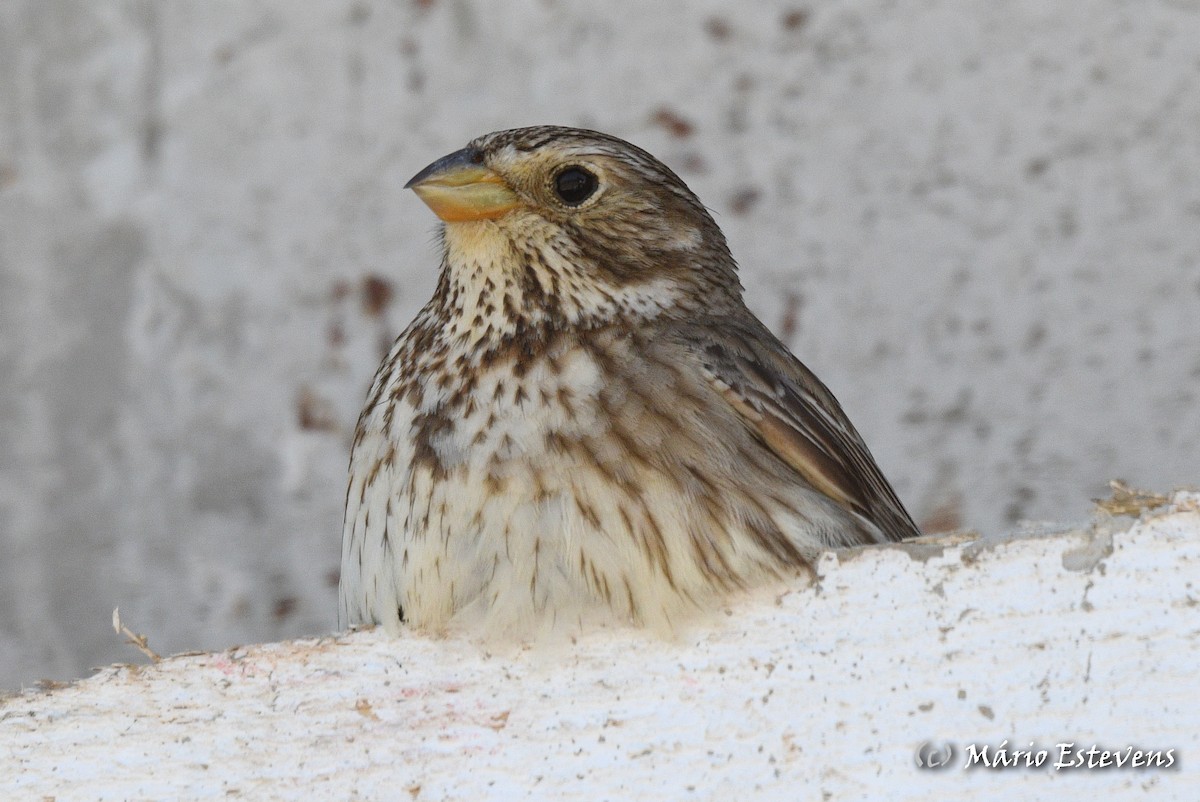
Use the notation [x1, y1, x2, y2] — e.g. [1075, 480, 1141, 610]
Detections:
[340, 126, 920, 636]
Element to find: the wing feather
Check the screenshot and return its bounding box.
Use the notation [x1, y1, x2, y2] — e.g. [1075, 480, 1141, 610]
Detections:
[690, 320, 921, 543]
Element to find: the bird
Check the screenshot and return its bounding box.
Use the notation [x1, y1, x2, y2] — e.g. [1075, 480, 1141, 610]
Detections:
[339, 126, 920, 639]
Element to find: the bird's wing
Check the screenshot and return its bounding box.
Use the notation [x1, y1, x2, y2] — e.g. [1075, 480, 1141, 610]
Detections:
[683, 318, 921, 543]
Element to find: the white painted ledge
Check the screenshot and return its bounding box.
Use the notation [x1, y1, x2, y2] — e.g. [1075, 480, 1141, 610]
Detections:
[3, 491, 1198, 800]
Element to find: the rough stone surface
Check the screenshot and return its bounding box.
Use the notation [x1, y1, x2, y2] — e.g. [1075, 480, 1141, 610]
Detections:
[2, 0, 1199, 688]
[3, 495, 1197, 800]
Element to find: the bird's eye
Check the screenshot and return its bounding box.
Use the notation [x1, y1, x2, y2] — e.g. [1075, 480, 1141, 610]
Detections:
[553, 166, 598, 206]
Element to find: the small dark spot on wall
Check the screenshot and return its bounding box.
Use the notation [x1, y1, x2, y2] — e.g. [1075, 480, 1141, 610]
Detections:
[399, 37, 418, 56]
[1137, 348, 1154, 364]
[704, 17, 732, 41]
[362, 274, 395, 317]
[348, 2, 371, 24]
[781, 9, 810, 31]
[297, 385, 339, 432]
[778, 291, 804, 344]
[142, 119, 163, 164]
[273, 597, 298, 621]
[331, 279, 352, 301]
[1025, 157, 1049, 178]
[326, 568, 341, 589]
[1058, 207, 1077, 238]
[652, 107, 695, 139]
[729, 187, 762, 215]
[1004, 486, 1036, 524]
[0, 163, 17, 188]
[328, 321, 346, 348]
[414, 0, 436, 10]
[941, 389, 971, 424]
[1023, 322, 1046, 351]
[214, 45, 235, 65]
[902, 388, 971, 426]
[679, 152, 708, 174]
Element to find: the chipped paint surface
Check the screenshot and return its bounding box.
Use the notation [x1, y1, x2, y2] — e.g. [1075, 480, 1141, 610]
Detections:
[3, 494, 1197, 799]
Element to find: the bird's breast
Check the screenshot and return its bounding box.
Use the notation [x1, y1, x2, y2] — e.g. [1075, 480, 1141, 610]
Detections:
[419, 342, 607, 477]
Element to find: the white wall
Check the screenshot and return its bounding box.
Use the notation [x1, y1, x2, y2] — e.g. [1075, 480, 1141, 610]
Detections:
[4, 496, 1197, 799]
[1, 0, 1198, 688]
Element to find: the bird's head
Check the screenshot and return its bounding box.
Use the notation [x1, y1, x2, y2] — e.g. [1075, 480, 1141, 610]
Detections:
[406, 126, 743, 332]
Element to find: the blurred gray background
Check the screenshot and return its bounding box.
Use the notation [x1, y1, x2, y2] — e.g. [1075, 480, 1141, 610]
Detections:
[2, 0, 1198, 689]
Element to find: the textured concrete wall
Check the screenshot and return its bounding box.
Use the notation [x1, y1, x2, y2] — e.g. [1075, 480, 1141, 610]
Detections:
[1, 0, 1198, 689]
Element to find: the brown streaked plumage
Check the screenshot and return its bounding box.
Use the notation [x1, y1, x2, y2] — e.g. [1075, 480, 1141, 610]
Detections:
[340, 126, 920, 636]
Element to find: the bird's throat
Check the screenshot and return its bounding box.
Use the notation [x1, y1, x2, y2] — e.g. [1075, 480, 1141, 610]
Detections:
[436, 220, 559, 346]
[436, 216, 686, 351]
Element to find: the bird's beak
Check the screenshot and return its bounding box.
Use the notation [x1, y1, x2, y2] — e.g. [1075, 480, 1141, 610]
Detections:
[404, 147, 518, 223]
